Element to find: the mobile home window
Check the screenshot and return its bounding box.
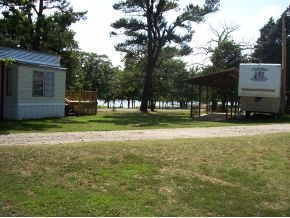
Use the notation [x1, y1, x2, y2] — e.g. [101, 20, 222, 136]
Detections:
[6, 68, 12, 96]
[32, 71, 54, 97]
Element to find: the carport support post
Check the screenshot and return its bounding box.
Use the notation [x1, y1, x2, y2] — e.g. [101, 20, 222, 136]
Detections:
[198, 84, 201, 117]
[190, 83, 193, 117]
[234, 97, 238, 117]
[206, 86, 209, 113]
[230, 91, 233, 118]
[226, 102, 228, 119]
[225, 94, 228, 119]
[211, 88, 214, 112]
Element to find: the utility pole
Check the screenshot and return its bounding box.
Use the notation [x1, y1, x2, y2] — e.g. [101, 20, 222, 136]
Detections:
[281, 7, 290, 115]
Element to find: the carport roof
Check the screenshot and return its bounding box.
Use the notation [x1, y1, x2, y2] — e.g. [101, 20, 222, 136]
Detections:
[184, 67, 239, 88]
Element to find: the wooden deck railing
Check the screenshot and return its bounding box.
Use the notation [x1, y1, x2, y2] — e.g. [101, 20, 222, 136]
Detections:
[65, 90, 98, 115]
[65, 90, 97, 102]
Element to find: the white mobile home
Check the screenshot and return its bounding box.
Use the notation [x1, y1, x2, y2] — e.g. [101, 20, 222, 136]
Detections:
[238, 63, 281, 115]
[0, 46, 66, 120]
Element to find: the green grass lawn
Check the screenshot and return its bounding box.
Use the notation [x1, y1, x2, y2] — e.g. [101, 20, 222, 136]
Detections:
[1, 133, 290, 216]
[1, 109, 290, 134]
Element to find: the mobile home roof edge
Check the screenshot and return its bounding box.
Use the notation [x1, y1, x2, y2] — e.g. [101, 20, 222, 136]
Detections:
[17, 61, 67, 70]
[0, 45, 63, 68]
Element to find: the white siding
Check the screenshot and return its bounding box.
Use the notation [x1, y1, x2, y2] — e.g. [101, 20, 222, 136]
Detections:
[18, 65, 66, 104]
[17, 103, 65, 120]
[3, 64, 19, 120]
[240, 96, 280, 113]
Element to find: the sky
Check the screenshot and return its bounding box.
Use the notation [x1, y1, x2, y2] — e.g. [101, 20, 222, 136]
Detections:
[69, 0, 290, 67]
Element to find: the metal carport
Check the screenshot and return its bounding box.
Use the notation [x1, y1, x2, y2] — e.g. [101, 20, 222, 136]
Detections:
[184, 68, 239, 119]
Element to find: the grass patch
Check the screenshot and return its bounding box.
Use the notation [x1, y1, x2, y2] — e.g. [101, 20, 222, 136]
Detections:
[0, 133, 290, 216]
[1, 109, 290, 134]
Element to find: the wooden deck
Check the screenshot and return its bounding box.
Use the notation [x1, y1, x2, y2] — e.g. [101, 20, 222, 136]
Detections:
[65, 90, 98, 115]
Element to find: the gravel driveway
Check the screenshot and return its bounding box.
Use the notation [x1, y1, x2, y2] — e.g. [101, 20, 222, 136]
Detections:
[1, 124, 290, 146]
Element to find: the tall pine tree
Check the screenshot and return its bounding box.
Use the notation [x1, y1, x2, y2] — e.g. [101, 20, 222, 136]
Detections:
[111, 0, 220, 112]
[252, 16, 290, 89]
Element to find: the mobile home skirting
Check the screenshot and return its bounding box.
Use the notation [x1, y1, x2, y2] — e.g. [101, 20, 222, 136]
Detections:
[3, 103, 65, 120]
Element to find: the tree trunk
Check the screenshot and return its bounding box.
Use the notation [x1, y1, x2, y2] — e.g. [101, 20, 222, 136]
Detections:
[150, 100, 155, 112]
[32, 0, 44, 50]
[140, 0, 155, 113]
[127, 98, 130, 109]
[140, 65, 153, 112]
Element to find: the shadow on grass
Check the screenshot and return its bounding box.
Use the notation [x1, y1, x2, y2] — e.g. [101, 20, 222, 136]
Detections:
[224, 113, 290, 125]
[1, 110, 289, 134]
[0, 117, 87, 134]
[88, 111, 195, 128]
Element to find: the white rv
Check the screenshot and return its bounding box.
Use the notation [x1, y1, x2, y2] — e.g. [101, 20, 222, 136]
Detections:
[238, 63, 281, 116]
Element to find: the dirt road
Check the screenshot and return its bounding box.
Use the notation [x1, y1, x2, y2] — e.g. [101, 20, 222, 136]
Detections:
[1, 124, 290, 146]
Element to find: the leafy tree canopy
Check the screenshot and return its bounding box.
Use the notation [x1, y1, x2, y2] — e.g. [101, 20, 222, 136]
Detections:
[0, 0, 87, 53]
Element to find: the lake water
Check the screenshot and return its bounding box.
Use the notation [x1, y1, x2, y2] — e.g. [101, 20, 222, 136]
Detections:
[97, 100, 194, 109]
